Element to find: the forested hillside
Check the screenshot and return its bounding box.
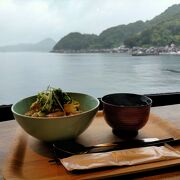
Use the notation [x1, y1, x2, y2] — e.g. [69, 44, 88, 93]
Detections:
[53, 4, 180, 51]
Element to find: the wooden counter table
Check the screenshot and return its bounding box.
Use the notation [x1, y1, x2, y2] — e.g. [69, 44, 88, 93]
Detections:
[0, 104, 180, 179]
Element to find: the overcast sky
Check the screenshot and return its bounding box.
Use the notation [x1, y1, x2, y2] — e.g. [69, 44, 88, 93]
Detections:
[0, 0, 180, 46]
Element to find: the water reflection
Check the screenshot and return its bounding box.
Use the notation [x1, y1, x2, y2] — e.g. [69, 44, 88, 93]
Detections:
[0, 52, 180, 104]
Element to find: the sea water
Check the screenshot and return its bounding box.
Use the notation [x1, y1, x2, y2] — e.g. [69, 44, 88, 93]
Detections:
[0, 52, 180, 104]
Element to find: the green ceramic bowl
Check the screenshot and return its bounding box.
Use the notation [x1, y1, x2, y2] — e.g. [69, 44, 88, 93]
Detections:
[12, 92, 99, 142]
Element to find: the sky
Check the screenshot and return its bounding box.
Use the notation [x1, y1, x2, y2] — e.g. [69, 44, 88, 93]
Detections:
[0, 0, 180, 46]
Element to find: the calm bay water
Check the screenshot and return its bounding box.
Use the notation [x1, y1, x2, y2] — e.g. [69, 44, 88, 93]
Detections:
[0, 52, 180, 105]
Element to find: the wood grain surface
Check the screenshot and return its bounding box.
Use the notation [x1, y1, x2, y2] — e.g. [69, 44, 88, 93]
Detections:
[2, 111, 180, 179]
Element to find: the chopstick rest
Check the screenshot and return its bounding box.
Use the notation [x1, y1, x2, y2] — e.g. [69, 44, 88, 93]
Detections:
[60, 145, 180, 171]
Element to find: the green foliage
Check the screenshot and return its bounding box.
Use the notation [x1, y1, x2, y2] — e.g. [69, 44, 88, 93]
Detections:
[53, 21, 147, 50]
[125, 14, 180, 47]
[124, 4, 180, 47]
[98, 21, 146, 48]
[53, 32, 98, 50]
[53, 4, 180, 50]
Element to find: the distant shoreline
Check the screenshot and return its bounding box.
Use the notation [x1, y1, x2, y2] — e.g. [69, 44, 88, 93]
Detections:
[51, 45, 180, 56]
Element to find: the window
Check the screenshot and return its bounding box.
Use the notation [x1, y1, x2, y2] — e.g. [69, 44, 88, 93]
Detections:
[0, 1, 180, 105]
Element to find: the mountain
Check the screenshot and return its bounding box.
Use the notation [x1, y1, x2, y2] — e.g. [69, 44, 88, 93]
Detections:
[53, 21, 147, 51]
[53, 3, 180, 51]
[0, 38, 56, 52]
[147, 4, 180, 26]
[53, 33, 98, 50]
[124, 4, 180, 47]
[97, 20, 147, 48]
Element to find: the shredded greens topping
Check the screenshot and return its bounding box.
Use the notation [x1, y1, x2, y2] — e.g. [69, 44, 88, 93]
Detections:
[25, 87, 80, 117]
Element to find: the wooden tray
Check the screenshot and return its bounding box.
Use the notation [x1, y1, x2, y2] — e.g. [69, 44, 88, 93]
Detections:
[3, 112, 180, 179]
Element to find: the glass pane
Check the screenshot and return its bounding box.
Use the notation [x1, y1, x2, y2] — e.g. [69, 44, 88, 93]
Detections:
[1, 53, 180, 104]
[0, 1, 180, 105]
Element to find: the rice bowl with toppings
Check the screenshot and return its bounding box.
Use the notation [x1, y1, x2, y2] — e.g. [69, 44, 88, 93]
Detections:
[11, 88, 100, 142]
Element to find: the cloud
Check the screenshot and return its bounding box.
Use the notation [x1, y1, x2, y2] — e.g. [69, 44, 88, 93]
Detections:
[0, 0, 180, 46]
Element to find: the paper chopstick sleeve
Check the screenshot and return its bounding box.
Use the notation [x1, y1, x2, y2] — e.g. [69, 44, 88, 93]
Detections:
[60, 145, 180, 171]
